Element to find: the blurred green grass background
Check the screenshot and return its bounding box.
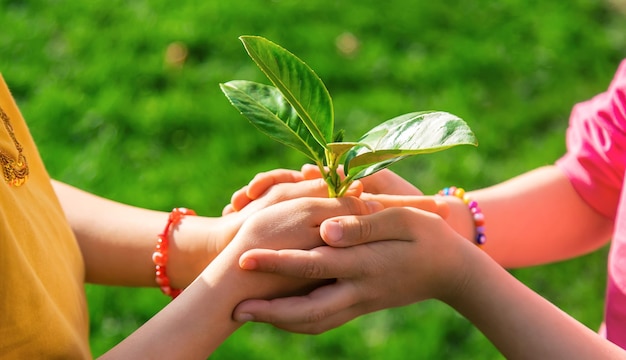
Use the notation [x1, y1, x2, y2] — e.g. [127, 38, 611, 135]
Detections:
[2, 0, 625, 358]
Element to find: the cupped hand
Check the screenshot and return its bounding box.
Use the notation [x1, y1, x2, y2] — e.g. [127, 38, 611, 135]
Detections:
[233, 203, 472, 334]
[214, 196, 385, 301]
[223, 169, 364, 214]
[224, 164, 422, 215]
[217, 179, 324, 247]
[223, 169, 305, 214]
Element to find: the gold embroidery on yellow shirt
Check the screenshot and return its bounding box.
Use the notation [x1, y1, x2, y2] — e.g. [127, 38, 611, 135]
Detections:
[0, 105, 29, 186]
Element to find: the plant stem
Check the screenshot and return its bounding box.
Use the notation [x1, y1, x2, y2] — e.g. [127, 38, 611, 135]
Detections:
[324, 148, 342, 197]
[336, 174, 355, 197]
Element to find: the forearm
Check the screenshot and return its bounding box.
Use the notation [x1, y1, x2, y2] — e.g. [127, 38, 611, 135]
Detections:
[99, 251, 245, 359]
[442, 166, 613, 268]
[446, 245, 623, 359]
[52, 180, 225, 287]
[101, 235, 322, 359]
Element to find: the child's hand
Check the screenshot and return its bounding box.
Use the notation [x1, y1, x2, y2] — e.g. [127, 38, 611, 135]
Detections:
[223, 164, 422, 215]
[223, 167, 366, 214]
[211, 196, 385, 301]
[232, 199, 466, 333]
[223, 169, 305, 214]
[215, 178, 366, 264]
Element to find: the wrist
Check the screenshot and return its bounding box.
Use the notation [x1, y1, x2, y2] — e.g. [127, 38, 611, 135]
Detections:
[436, 238, 487, 306]
[153, 208, 200, 298]
[166, 215, 229, 290]
[167, 210, 283, 293]
[436, 189, 485, 246]
[441, 196, 475, 239]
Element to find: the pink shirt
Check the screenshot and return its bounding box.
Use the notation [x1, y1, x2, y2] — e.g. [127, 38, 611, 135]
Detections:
[556, 59, 626, 347]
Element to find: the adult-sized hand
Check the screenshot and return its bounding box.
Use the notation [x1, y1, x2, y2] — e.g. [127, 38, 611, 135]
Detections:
[233, 202, 468, 334]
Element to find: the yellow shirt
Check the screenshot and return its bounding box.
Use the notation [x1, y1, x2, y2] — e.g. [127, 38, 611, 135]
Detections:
[0, 74, 90, 359]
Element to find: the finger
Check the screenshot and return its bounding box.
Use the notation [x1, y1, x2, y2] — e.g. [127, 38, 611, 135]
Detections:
[301, 164, 347, 181]
[364, 169, 424, 195]
[321, 207, 435, 247]
[359, 194, 449, 218]
[260, 178, 330, 204]
[342, 180, 364, 198]
[222, 203, 236, 215]
[301, 163, 324, 180]
[234, 281, 361, 334]
[239, 247, 362, 279]
[241, 196, 383, 248]
[247, 169, 305, 200]
[235, 178, 331, 216]
[301, 164, 363, 198]
[230, 186, 251, 212]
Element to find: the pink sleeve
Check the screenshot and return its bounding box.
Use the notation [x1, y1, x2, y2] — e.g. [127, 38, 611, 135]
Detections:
[555, 60, 626, 220]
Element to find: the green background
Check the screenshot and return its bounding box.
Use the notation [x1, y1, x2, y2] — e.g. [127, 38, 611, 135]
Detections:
[1, 0, 625, 358]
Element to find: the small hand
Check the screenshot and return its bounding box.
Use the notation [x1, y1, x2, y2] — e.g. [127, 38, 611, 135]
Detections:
[233, 199, 467, 334]
[224, 164, 421, 215]
[217, 196, 385, 300]
[223, 169, 306, 214]
[217, 179, 346, 253]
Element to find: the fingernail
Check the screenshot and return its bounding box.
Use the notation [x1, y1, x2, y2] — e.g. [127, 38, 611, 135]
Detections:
[365, 200, 383, 213]
[235, 313, 254, 322]
[323, 220, 344, 244]
[240, 258, 258, 270]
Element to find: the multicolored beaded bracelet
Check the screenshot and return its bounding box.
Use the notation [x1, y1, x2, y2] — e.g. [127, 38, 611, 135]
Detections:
[152, 207, 197, 299]
[437, 187, 486, 246]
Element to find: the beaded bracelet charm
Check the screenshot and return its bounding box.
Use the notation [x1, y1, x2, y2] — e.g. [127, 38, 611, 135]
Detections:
[437, 187, 486, 246]
[152, 207, 197, 299]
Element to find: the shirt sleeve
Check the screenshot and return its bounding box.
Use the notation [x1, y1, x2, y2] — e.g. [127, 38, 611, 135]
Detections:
[555, 60, 626, 220]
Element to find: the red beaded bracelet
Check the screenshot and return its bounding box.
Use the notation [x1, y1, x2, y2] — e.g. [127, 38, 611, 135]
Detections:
[152, 207, 196, 299]
[437, 187, 486, 246]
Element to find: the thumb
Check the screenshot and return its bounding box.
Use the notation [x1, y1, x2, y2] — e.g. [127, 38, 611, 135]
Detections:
[320, 207, 438, 247]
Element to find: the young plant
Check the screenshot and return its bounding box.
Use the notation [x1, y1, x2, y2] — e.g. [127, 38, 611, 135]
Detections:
[220, 36, 478, 197]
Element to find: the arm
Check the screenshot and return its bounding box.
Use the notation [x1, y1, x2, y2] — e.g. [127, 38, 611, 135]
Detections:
[99, 196, 379, 359]
[441, 165, 614, 268]
[52, 177, 339, 287]
[52, 180, 219, 287]
[233, 206, 624, 359]
[450, 244, 620, 359]
[226, 163, 613, 268]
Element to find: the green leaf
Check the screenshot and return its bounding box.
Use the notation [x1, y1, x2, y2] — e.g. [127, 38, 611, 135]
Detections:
[239, 35, 334, 149]
[327, 141, 360, 160]
[220, 80, 325, 163]
[345, 111, 477, 179]
[333, 129, 345, 143]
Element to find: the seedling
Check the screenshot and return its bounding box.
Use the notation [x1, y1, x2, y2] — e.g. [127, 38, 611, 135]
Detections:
[220, 36, 478, 197]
